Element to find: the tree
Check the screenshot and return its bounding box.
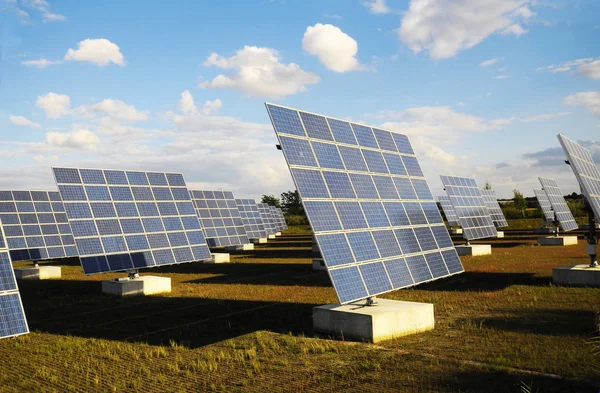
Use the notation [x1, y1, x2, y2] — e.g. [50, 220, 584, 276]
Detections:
[281, 190, 304, 216]
[513, 189, 526, 217]
[261, 194, 281, 208]
[484, 181, 492, 190]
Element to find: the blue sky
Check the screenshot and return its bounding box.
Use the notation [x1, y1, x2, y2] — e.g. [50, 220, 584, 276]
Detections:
[0, 0, 598, 200]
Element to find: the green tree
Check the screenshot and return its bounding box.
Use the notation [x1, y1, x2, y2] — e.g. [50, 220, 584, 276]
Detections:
[513, 189, 527, 217]
[261, 194, 281, 208]
[484, 181, 492, 190]
[281, 190, 304, 216]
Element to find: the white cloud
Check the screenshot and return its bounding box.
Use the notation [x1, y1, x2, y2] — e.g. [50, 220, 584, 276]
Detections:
[22, 0, 49, 11]
[178, 90, 197, 114]
[21, 58, 60, 68]
[20, 0, 66, 23]
[302, 23, 363, 72]
[537, 57, 600, 79]
[36, 92, 71, 119]
[199, 45, 319, 98]
[42, 12, 66, 22]
[45, 128, 100, 150]
[9, 115, 40, 128]
[495, 75, 509, 79]
[399, 0, 534, 59]
[76, 99, 148, 122]
[202, 99, 222, 115]
[64, 38, 125, 66]
[479, 58, 500, 67]
[563, 91, 600, 115]
[361, 0, 390, 14]
[34, 154, 59, 163]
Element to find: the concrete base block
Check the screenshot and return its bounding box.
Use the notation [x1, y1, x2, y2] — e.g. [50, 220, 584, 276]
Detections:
[207, 253, 230, 263]
[14, 266, 61, 280]
[533, 227, 554, 234]
[102, 276, 171, 297]
[224, 243, 254, 251]
[553, 264, 600, 287]
[313, 299, 434, 343]
[496, 231, 504, 238]
[268, 234, 276, 239]
[312, 258, 327, 271]
[537, 236, 578, 246]
[455, 244, 492, 256]
[252, 238, 268, 244]
[450, 228, 463, 235]
[275, 232, 281, 236]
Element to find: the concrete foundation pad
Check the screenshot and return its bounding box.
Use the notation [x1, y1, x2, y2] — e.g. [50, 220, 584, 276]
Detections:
[224, 244, 254, 251]
[313, 299, 434, 343]
[553, 264, 600, 287]
[455, 244, 492, 256]
[102, 276, 171, 297]
[14, 266, 61, 280]
[312, 258, 327, 271]
[533, 227, 554, 234]
[537, 236, 578, 246]
[268, 234, 276, 239]
[450, 228, 463, 235]
[275, 232, 281, 236]
[207, 253, 230, 263]
[252, 238, 268, 244]
[496, 231, 504, 238]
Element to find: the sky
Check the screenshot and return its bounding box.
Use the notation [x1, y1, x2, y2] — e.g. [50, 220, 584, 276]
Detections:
[0, 0, 598, 201]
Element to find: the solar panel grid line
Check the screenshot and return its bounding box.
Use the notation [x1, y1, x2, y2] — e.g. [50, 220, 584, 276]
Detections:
[235, 199, 268, 239]
[480, 190, 509, 228]
[52, 167, 212, 274]
[257, 203, 278, 235]
[267, 103, 463, 304]
[557, 134, 600, 222]
[438, 196, 460, 227]
[538, 177, 578, 232]
[533, 189, 555, 223]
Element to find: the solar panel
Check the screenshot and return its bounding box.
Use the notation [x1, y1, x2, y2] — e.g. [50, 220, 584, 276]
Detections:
[438, 196, 460, 227]
[267, 103, 463, 305]
[538, 177, 578, 232]
[52, 167, 212, 275]
[0, 225, 29, 339]
[480, 190, 509, 228]
[189, 190, 250, 247]
[0, 190, 78, 262]
[257, 203, 278, 235]
[235, 199, 268, 240]
[534, 189, 555, 223]
[558, 134, 600, 222]
[271, 207, 288, 231]
[440, 176, 498, 240]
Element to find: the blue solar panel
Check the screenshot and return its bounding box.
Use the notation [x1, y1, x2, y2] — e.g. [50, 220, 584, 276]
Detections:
[538, 177, 578, 232]
[480, 190, 509, 228]
[257, 203, 278, 235]
[267, 103, 463, 304]
[235, 199, 268, 240]
[53, 167, 211, 274]
[270, 206, 288, 232]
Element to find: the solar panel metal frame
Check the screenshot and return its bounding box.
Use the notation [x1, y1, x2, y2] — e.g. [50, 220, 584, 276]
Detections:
[557, 134, 600, 222]
[0, 190, 78, 262]
[52, 167, 212, 275]
[266, 103, 463, 305]
[440, 175, 498, 241]
[480, 189, 509, 228]
[438, 196, 460, 227]
[257, 203, 278, 235]
[190, 190, 250, 247]
[538, 177, 578, 232]
[534, 189, 555, 223]
[0, 224, 29, 339]
[235, 199, 268, 240]
[271, 206, 288, 231]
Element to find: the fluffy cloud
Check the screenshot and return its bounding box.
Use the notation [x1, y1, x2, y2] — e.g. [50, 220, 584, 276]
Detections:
[360, 0, 390, 14]
[479, 58, 500, 67]
[21, 0, 66, 23]
[538, 57, 600, 80]
[36, 92, 71, 119]
[563, 91, 600, 115]
[202, 99, 222, 115]
[76, 99, 148, 122]
[42, 12, 66, 22]
[199, 46, 319, 98]
[177, 91, 222, 115]
[523, 141, 600, 167]
[399, 0, 534, 59]
[64, 38, 125, 66]
[302, 24, 362, 72]
[45, 128, 100, 150]
[9, 115, 40, 128]
[21, 58, 60, 68]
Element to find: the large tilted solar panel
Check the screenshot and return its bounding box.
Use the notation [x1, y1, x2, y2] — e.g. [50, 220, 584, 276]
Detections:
[558, 134, 600, 221]
[52, 167, 212, 275]
[0, 226, 29, 339]
[480, 190, 509, 228]
[266, 103, 463, 304]
[538, 177, 578, 232]
[438, 196, 460, 227]
[0, 191, 78, 261]
[440, 176, 498, 240]
[190, 190, 250, 247]
[270, 207, 288, 231]
[534, 189, 555, 223]
[235, 199, 268, 240]
[257, 203, 278, 235]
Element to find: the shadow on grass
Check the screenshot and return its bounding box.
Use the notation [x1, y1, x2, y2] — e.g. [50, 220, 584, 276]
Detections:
[18, 278, 316, 349]
[419, 271, 551, 292]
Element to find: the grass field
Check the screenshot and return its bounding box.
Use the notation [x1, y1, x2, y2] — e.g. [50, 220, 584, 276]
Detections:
[1, 230, 599, 392]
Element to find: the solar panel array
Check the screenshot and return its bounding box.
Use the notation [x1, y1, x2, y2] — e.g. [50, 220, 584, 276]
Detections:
[558, 134, 600, 222]
[190, 190, 250, 247]
[235, 199, 267, 240]
[0, 190, 78, 262]
[480, 189, 509, 228]
[538, 177, 578, 232]
[52, 167, 212, 275]
[270, 206, 288, 232]
[438, 196, 460, 227]
[266, 103, 463, 304]
[0, 226, 29, 339]
[534, 189, 555, 223]
[440, 176, 498, 240]
[257, 203, 278, 235]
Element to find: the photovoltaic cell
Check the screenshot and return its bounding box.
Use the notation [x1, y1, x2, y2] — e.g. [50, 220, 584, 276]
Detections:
[538, 177, 578, 232]
[534, 189, 555, 223]
[235, 199, 268, 240]
[440, 175, 498, 240]
[53, 167, 212, 274]
[270, 206, 288, 232]
[437, 196, 459, 227]
[480, 189, 508, 228]
[558, 134, 600, 222]
[257, 203, 278, 235]
[190, 190, 250, 247]
[267, 103, 463, 304]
